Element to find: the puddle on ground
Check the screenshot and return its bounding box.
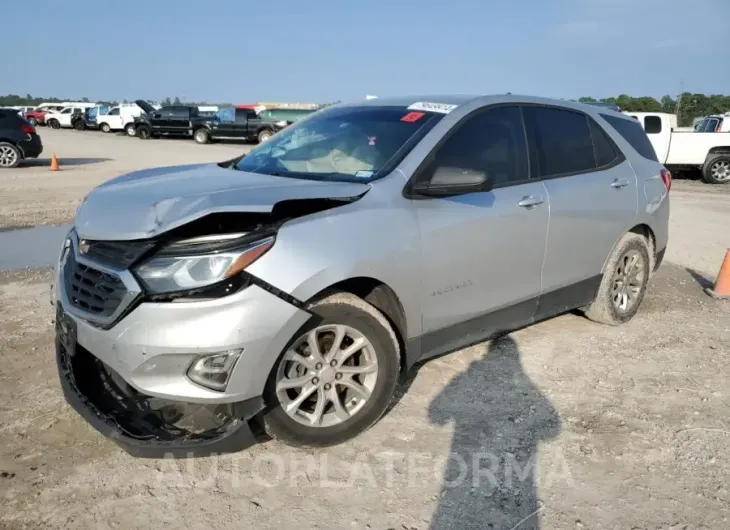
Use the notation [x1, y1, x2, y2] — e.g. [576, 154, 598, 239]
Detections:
[0, 224, 72, 271]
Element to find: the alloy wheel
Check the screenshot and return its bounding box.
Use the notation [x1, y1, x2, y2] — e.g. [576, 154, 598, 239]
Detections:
[611, 249, 646, 313]
[0, 145, 19, 168]
[275, 324, 378, 428]
[711, 161, 730, 182]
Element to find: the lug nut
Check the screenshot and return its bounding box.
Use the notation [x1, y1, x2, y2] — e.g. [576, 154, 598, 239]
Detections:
[330, 360, 337, 367]
[324, 383, 331, 390]
[335, 373, 342, 380]
[312, 377, 319, 385]
[315, 363, 323, 369]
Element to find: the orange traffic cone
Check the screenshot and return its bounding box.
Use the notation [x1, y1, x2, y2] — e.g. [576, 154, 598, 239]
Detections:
[50, 153, 59, 171]
[705, 249, 730, 300]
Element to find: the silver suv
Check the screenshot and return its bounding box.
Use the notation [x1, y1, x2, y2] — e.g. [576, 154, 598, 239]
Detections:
[54, 95, 670, 457]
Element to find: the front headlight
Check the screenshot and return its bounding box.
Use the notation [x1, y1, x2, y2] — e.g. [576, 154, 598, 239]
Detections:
[134, 236, 274, 294]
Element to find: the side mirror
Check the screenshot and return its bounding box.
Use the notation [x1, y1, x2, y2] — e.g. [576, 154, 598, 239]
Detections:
[153, 113, 161, 119]
[412, 164, 493, 197]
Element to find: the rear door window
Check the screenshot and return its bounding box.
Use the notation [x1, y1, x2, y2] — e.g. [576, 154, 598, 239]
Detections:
[600, 113, 659, 162]
[523, 106, 596, 177]
[644, 116, 662, 134]
[588, 119, 620, 167]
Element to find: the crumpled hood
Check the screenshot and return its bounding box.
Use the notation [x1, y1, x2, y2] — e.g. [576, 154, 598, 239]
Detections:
[74, 163, 370, 240]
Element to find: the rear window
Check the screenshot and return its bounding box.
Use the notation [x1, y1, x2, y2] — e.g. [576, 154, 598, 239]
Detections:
[601, 113, 658, 162]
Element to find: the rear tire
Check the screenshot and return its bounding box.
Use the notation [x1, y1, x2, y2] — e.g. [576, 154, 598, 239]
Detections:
[584, 233, 651, 326]
[27, 117, 37, 126]
[702, 153, 730, 184]
[74, 120, 85, 131]
[0, 142, 21, 169]
[125, 123, 136, 137]
[100, 123, 111, 133]
[48, 119, 60, 130]
[137, 125, 151, 140]
[261, 292, 401, 448]
[193, 128, 210, 144]
[257, 129, 273, 143]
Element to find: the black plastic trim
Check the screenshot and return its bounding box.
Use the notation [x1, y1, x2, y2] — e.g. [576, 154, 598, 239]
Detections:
[56, 340, 263, 459]
[654, 246, 666, 272]
[404, 275, 602, 368]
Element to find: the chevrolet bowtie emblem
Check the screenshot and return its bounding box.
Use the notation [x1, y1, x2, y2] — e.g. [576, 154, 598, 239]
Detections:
[78, 240, 90, 254]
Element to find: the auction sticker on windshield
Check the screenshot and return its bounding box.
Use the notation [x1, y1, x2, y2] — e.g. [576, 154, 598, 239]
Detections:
[407, 101, 458, 114]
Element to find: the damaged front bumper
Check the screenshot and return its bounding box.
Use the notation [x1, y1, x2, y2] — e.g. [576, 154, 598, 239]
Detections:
[56, 333, 264, 458]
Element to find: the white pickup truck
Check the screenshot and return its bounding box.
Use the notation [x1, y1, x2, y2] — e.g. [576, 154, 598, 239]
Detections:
[96, 103, 146, 136]
[45, 103, 98, 129]
[627, 112, 730, 184]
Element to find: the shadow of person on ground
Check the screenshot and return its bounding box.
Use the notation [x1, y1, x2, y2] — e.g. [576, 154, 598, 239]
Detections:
[428, 335, 561, 530]
[21, 157, 111, 168]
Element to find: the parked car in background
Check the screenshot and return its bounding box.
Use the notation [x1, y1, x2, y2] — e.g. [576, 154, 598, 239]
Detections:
[25, 104, 65, 126]
[45, 103, 99, 129]
[0, 108, 43, 168]
[627, 112, 730, 183]
[191, 107, 288, 144]
[133, 101, 206, 140]
[257, 107, 316, 125]
[71, 106, 110, 131]
[96, 103, 145, 136]
[694, 114, 730, 133]
[53, 94, 669, 456]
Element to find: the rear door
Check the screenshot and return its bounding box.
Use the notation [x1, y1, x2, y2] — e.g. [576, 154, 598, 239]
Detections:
[640, 114, 670, 162]
[523, 105, 638, 317]
[168, 106, 192, 135]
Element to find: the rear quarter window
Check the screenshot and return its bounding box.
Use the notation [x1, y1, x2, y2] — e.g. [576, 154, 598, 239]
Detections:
[600, 113, 659, 162]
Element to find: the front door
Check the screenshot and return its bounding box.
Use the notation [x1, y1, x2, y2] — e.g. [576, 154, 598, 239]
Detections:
[412, 106, 549, 359]
[522, 105, 638, 316]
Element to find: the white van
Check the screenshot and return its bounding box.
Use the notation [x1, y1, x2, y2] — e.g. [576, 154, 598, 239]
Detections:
[96, 103, 146, 136]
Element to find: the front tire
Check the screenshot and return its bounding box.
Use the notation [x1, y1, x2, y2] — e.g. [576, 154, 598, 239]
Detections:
[100, 123, 111, 133]
[48, 119, 60, 130]
[125, 123, 136, 137]
[0, 142, 21, 169]
[74, 120, 85, 131]
[702, 154, 730, 184]
[27, 117, 37, 126]
[194, 128, 210, 144]
[584, 233, 651, 326]
[137, 125, 151, 139]
[261, 292, 401, 448]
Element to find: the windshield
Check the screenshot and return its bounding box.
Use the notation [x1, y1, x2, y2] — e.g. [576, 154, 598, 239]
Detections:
[234, 105, 445, 182]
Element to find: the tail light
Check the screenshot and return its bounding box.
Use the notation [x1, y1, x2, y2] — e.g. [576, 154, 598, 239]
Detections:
[660, 168, 672, 191]
[716, 119, 723, 132]
[21, 123, 35, 134]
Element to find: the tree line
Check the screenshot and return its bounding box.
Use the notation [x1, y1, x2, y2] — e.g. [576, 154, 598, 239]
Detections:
[578, 93, 730, 126]
[2, 93, 728, 127]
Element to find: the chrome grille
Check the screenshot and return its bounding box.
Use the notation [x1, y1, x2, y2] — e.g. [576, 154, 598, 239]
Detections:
[63, 249, 127, 317]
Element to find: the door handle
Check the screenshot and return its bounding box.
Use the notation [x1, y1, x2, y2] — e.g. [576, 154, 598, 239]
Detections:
[611, 178, 630, 188]
[517, 195, 544, 208]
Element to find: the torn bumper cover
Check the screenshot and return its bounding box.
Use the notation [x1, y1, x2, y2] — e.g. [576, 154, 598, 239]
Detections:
[57, 340, 263, 459]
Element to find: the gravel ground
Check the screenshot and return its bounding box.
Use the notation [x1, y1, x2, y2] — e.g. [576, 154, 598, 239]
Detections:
[1, 128, 729, 529]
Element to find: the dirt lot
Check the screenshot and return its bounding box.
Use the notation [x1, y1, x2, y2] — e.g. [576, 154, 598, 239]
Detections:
[1, 129, 729, 529]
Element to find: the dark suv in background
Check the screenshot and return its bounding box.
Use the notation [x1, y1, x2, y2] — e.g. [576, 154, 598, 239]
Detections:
[0, 109, 43, 168]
